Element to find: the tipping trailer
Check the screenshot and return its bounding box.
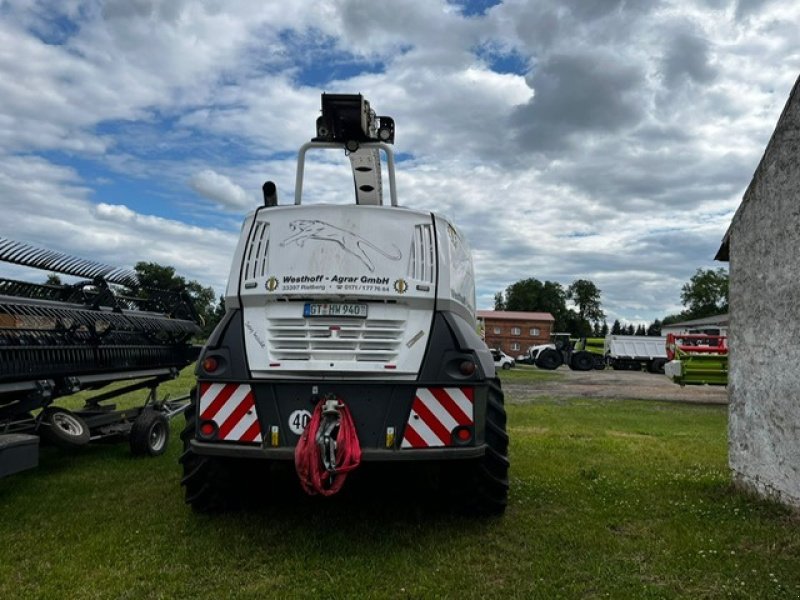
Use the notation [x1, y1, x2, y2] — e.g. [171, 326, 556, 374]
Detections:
[604, 335, 668, 373]
[0, 240, 200, 477]
[182, 94, 509, 515]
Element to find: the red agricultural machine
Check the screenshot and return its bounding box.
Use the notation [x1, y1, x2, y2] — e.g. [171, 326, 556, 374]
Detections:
[664, 333, 728, 386]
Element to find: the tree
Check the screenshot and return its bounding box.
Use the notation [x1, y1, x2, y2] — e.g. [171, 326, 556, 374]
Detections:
[208, 295, 226, 336]
[661, 313, 686, 326]
[131, 262, 219, 338]
[502, 278, 569, 330]
[493, 292, 505, 311]
[566, 279, 605, 324]
[45, 273, 62, 285]
[566, 279, 605, 338]
[600, 320, 609, 337]
[562, 309, 591, 337]
[611, 319, 622, 335]
[680, 268, 729, 319]
[635, 324, 646, 336]
[647, 319, 662, 336]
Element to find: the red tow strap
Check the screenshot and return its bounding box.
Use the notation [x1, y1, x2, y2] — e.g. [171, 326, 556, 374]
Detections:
[294, 399, 361, 496]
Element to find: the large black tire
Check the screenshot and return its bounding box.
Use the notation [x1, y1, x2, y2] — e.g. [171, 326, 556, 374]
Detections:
[569, 351, 594, 372]
[447, 378, 509, 516]
[535, 348, 562, 370]
[179, 396, 260, 512]
[647, 358, 666, 374]
[180, 398, 231, 512]
[39, 407, 90, 448]
[130, 409, 170, 456]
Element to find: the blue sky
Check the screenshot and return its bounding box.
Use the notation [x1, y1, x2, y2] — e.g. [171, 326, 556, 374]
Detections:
[1, 0, 798, 323]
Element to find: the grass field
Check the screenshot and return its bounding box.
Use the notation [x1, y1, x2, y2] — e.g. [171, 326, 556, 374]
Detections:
[1, 369, 798, 598]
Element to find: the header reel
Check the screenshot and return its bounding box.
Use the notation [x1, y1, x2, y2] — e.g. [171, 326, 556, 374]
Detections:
[0, 237, 200, 396]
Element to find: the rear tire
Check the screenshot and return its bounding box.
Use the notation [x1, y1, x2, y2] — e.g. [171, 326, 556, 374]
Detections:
[180, 396, 241, 512]
[448, 378, 509, 516]
[535, 348, 562, 370]
[502, 362, 511, 370]
[569, 351, 594, 371]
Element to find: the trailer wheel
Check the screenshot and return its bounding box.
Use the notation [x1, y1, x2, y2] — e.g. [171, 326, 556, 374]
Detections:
[130, 409, 170, 456]
[569, 351, 594, 371]
[647, 359, 666, 374]
[40, 407, 90, 448]
[535, 348, 562, 370]
[447, 378, 509, 516]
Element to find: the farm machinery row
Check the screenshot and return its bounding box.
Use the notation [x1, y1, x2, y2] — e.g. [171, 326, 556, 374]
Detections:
[516, 332, 728, 385]
[517, 334, 668, 373]
[0, 238, 200, 478]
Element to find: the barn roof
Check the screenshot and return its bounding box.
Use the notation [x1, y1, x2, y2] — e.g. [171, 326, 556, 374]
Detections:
[477, 310, 555, 322]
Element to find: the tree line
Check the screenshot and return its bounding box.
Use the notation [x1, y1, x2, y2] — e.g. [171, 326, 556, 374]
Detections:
[494, 267, 728, 338]
[494, 278, 605, 337]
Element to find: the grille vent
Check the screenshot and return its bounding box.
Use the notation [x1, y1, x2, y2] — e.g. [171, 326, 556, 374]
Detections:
[267, 316, 405, 362]
[408, 224, 435, 283]
[244, 222, 269, 280]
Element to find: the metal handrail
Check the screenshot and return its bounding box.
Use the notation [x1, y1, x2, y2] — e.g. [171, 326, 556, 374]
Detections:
[294, 141, 398, 206]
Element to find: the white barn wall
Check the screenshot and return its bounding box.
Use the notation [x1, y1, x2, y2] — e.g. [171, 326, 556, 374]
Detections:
[726, 75, 800, 508]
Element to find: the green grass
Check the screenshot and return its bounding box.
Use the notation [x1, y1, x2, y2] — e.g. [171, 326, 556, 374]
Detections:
[1, 373, 798, 598]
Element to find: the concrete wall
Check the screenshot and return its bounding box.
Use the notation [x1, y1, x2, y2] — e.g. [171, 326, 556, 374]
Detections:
[727, 76, 800, 507]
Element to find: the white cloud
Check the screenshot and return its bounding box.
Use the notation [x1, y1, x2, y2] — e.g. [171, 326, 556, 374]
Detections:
[0, 0, 799, 322]
[188, 169, 252, 210]
[0, 153, 237, 292]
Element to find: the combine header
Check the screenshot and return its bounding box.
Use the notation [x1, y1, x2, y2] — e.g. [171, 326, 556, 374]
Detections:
[182, 94, 509, 515]
[664, 333, 728, 386]
[0, 238, 200, 477]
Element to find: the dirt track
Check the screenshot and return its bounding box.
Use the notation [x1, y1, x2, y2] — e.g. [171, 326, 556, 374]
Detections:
[505, 367, 728, 405]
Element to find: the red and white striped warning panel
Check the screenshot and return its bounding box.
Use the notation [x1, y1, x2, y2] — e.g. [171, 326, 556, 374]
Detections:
[401, 387, 474, 448]
[198, 383, 262, 443]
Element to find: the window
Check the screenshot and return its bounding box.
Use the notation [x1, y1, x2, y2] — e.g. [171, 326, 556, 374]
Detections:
[510, 342, 520, 351]
[529, 327, 540, 336]
[493, 327, 501, 334]
[511, 327, 521, 335]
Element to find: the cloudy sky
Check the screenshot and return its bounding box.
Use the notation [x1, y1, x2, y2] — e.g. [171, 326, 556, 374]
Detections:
[1, 0, 798, 323]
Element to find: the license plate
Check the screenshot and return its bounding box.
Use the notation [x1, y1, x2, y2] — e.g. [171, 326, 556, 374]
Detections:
[303, 303, 368, 318]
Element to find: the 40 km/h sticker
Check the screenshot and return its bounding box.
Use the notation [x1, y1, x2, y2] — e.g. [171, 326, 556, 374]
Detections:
[288, 409, 312, 435]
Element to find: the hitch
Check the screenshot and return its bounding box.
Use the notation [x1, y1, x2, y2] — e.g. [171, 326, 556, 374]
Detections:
[316, 395, 343, 473]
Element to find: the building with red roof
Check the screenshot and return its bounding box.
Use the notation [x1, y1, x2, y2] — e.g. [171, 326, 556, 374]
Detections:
[477, 310, 555, 355]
